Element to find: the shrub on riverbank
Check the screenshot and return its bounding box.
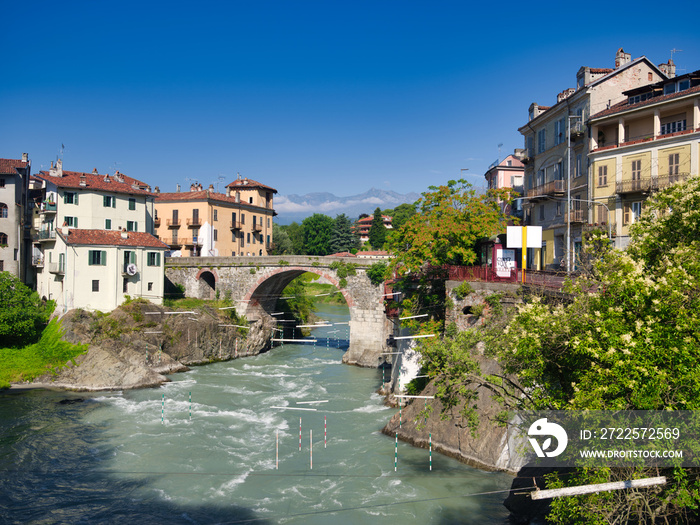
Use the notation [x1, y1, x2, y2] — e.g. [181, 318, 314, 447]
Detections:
[0, 320, 88, 389]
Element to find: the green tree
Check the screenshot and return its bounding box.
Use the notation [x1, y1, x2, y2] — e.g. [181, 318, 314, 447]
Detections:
[0, 272, 54, 347]
[330, 214, 360, 254]
[271, 223, 294, 255]
[388, 179, 512, 275]
[301, 213, 334, 255]
[282, 222, 304, 254]
[386, 202, 416, 230]
[368, 207, 387, 249]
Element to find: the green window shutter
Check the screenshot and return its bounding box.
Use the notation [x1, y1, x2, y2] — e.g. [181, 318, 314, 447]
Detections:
[74, 217, 78, 228]
[101, 250, 107, 266]
[88, 250, 93, 265]
[130, 252, 136, 264]
[64, 193, 69, 204]
[74, 193, 78, 205]
[103, 196, 108, 207]
[112, 197, 116, 208]
[157, 253, 161, 266]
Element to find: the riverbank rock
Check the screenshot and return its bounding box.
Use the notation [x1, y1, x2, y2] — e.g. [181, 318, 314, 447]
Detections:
[381, 354, 527, 474]
[13, 300, 274, 392]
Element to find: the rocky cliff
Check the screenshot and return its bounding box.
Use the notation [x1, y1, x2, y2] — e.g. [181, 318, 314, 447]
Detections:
[18, 300, 274, 391]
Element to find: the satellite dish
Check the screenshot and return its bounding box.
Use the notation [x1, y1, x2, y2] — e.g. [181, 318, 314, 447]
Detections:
[126, 263, 138, 276]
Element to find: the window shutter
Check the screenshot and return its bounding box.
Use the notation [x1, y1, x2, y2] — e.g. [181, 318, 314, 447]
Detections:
[624, 204, 630, 225]
[74, 217, 78, 228]
[64, 194, 69, 204]
[156, 253, 161, 266]
[113, 197, 116, 208]
[101, 250, 107, 265]
[74, 193, 78, 205]
[130, 252, 136, 264]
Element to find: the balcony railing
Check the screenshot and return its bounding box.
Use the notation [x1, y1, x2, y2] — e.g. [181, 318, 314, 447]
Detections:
[568, 209, 585, 223]
[32, 230, 56, 242]
[154, 217, 161, 227]
[527, 179, 565, 199]
[40, 202, 57, 214]
[230, 221, 242, 230]
[252, 223, 262, 231]
[616, 173, 689, 194]
[166, 218, 181, 228]
[32, 255, 44, 267]
[186, 218, 202, 227]
[49, 261, 65, 275]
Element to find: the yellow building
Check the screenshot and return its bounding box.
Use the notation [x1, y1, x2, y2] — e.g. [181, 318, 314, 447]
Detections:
[154, 176, 277, 257]
[589, 69, 700, 248]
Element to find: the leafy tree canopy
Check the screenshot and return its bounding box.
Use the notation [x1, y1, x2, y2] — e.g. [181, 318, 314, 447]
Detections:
[0, 272, 54, 347]
[388, 179, 512, 275]
[301, 213, 334, 256]
[271, 224, 294, 255]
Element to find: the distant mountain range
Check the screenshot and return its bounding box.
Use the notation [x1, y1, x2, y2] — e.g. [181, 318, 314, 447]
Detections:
[274, 188, 421, 224]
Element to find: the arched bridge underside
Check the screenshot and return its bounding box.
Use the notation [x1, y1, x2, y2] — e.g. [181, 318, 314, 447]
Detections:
[165, 256, 390, 367]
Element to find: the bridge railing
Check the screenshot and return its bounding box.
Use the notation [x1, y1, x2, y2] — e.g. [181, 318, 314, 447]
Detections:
[165, 254, 393, 268]
[445, 265, 570, 290]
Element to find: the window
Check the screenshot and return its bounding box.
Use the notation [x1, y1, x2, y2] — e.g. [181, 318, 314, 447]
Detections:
[247, 232, 250, 244]
[0, 179, 4, 188]
[105, 219, 112, 230]
[526, 136, 534, 157]
[664, 83, 676, 95]
[103, 195, 116, 208]
[88, 250, 107, 266]
[123, 278, 128, 293]
[0, 232, 7, 245]
[575, 154, 582, 178]
[249, 197, 253, 204]
[126, 221, 137, 232]
[267, 235, 270, 246]
[556, 202, 562, 216]
[92, 280, 99, 292]
[267, 217, 270, 228]
[64, 216, 78, 227]
[241, 214, 245, 224]
[64, 192, 78, 204]
[553, 162, 562, 180]
[128, 198, 136, 210]
[598, 165, 608, 186]
[147, 252, 161, 266]
[537, 128, 546, 153]
[624, 202, 643, 224]
[539, 205, 545, 221]
[0, 260, 3, 271]
[213, 209, 218, 221]
[536, 169, 545, 187]
[212, 228, 217, 241]
[148, 282, 153, 291]
[631, 159, 642, 180]
[628, 92, 652, 105]
[554, 118, 565, 145]
[0, 203, 7, 218]
[660, 119, 686, 135]
[679, 79, 690, 92]
[669, 153, 680, 176]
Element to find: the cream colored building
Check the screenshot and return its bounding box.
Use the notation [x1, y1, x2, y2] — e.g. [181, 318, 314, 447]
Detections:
[31, 160, 166, 311]
[518, 48, 670, 270]
[0, 155, 31, 280]
[154, 175, 276, 257]
[589, 69, 700, 248]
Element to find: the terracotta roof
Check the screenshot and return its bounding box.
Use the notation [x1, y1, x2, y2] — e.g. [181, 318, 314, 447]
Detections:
[591, 84, 700, 120]
[226, 177, 277, 193]
[330, 251, 357, 257]
[35, 170, 152, 196]
[357, 215, 392, 224]
[589, 68, 614, 74]
[0, 158, 29, 174]
[60, 229, 168, 249]
[155, 189, 276, 211]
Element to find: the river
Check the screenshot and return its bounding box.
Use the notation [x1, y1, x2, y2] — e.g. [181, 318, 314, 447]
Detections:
[0, 303, 512, 524]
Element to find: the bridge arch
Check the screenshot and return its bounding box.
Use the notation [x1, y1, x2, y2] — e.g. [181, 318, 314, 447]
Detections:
[195, 268, 218, 300]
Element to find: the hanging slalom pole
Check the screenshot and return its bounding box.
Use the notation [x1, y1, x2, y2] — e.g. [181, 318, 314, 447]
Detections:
[161, 393, 165, 424]
[299, 417, 302, 451]
[394, 433, 398, 471]
[276, 430, 279, 470]
[310, 429, 313, 470]
[189, 391, 192, 421]
[324, 415, 327, 448]
[429, 432, 432, 471]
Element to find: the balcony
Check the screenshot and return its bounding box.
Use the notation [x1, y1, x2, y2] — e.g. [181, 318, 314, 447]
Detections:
[527, 180, 566, 199]
[154, 217, 161, 227]
[230, 221, 242, 230]
[616, 173, 689, 195]
[40, 201, 57, 215]
[32, 255, 44, 267]
[49, 261, 65, 275]
[186, 218, 202, 228]
[568, 210, 585, 223]
[252, 223, 262, 231]
[166, 218, 181, 228]
[570, 122, 585, 141]
[168, 238, 184, 247]
[32, 230, 56, 243]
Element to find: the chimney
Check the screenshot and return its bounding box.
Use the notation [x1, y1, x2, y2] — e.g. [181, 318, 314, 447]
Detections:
[659, 59, 676, 78]
[615, 48, 631, 69]
[93, 168, 99, 174]
[104, 174, 111, 182]
[154, 186, 160, 194]
[208, 184, 214, 191]
[190, 183, 196, 192]
[121, 231, 128, 239]
[22, 153, 28, 163]
[79, 174, 87, 186]
[176, 184, 181, 192]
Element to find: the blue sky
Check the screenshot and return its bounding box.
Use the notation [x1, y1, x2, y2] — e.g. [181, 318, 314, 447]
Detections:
[3, 1, 699, 205]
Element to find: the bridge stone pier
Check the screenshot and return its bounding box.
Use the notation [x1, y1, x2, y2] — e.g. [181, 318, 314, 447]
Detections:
[165, 256, 391, 368]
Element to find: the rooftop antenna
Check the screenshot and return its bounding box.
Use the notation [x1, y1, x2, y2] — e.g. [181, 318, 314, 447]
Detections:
[670, 48, 683, 61]
[214, 175, 226, 193]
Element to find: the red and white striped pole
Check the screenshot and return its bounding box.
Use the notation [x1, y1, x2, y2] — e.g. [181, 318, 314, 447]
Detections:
[299, 417, 302, 451]
[324, 415, 327, 448]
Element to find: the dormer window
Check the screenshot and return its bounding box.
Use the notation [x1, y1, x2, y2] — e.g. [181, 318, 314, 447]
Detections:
[628, 92, 652, 105]
[664, 83, 676, 95]
[678, 79, 690, 91]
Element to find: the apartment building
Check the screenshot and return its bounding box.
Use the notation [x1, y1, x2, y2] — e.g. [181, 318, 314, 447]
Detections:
[588, 69, 700, 248]
[153, 175, 276, 257]
[31, 160, 167, 311]
[355, 215, 392, 244]
[518, 48, 669, 269]
[483, 154, 524, 220]
[0, 154, 31, 280]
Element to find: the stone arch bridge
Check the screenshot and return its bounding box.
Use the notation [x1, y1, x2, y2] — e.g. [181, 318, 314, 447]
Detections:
[164, 255, 391, 367]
